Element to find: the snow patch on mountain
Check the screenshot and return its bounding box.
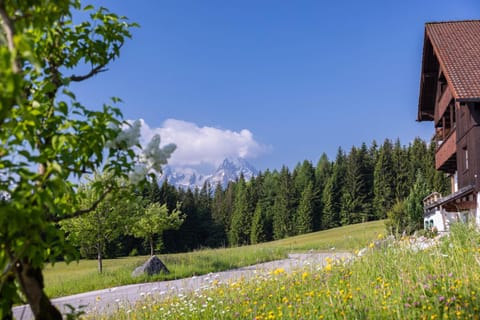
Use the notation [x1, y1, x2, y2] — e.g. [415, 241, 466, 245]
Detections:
[160, 157, 258, 190]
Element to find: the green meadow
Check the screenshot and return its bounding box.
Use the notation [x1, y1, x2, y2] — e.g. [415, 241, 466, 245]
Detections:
[107, 223, 480, 319]
[44, 220, 384, 298]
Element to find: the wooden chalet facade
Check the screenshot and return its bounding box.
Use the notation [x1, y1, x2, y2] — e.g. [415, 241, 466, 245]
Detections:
[418, 20, 480, 231]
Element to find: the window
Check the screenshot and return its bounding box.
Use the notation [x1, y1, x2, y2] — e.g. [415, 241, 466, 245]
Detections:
[464, 146, 469, 170]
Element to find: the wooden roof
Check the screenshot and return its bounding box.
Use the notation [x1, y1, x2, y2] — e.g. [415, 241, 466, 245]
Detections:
[418, 20, 480, 121]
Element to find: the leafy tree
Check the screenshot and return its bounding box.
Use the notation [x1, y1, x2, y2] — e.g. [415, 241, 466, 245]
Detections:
[0, 2, 176, 318]
[60, 175, 139, 273]
[130, 202, 183, 256]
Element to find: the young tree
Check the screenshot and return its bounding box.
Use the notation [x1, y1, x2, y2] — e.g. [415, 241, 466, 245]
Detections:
[60, 176, 140, 273]
[130, 203, 183, 256]
[0, 2, 175, 318]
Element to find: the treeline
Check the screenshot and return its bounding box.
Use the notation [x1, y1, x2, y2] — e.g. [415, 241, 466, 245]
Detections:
[159, 137, 448, 252]
[75, 137, 448, 258]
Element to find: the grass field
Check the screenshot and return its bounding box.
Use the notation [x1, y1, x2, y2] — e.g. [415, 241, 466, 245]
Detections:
[44, 220, 385, 298]
[108, 223, 480, 319]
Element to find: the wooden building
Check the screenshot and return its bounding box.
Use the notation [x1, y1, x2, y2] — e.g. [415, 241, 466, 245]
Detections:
[418, 20, 480, 231]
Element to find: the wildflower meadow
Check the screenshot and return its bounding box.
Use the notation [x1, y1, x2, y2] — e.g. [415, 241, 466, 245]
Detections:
[106, 223, 480, 319]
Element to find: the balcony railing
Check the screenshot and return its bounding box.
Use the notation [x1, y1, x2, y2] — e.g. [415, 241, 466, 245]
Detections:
[435, 129, 456, 172]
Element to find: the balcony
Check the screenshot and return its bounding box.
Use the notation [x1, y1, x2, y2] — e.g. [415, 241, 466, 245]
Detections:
[436, 129, 456, 173]
[434, 88, 453, 125]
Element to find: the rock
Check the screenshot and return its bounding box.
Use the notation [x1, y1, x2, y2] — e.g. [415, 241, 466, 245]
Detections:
[132, 255, 169, 277]
[357, 248, 368, 257]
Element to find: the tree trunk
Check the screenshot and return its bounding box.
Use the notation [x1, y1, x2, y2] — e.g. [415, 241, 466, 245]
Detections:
[150, 237, 154, 256]
[0, 272, 15, 320]
[15, 259, 62, 320]
[97, 246, 103, 274]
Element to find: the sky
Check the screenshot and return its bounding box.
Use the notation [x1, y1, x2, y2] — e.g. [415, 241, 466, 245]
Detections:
[73, 0, 479, 173]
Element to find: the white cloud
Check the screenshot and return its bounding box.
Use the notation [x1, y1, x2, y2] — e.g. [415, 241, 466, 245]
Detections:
[136, 119, 269, 168]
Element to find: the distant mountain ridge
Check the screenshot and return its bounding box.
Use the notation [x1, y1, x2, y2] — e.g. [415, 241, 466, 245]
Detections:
[160, 157, 258, 190]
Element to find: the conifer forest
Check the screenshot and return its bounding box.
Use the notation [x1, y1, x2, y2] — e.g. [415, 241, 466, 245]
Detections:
[83, 137, 448, 258]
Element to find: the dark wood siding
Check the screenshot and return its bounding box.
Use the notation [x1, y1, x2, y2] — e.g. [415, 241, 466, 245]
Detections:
[456, 103, 480, 191]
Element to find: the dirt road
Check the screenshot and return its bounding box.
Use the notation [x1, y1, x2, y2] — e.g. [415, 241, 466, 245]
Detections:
[13, 252, 353, 319]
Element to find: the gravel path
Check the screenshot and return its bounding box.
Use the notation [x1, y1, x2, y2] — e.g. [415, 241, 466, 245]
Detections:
[13, 252, 353, 319]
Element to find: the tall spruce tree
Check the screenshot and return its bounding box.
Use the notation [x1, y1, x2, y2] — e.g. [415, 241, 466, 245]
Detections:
[359, 142, 375, 220]
[314, 153, 332, 230]
[295, 181, 314, 234]
[408, 138, 429, 187]
[340, 147, 366, 225]
[405, 172, 430, 233]
[158, 179, 179, 212]
[392, 138, 410, 200]
[373, 139, 395, 219]
[229, 175, 252, 245]
[250, 201, 268, 244]
[272, 166, 294, 239]
[321, 148, 345, 229]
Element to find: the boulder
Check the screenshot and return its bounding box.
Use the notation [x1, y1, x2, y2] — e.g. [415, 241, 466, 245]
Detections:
[132, 255, 169, 277]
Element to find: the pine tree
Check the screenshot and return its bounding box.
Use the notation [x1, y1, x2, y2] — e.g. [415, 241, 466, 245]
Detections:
[321, 148, 345, 229]
[211, 182, 228, 245]
[340, 147, 366, 225]
[229, 175, 252, 245]
[295, 181, 314, 234]
[272, 166, 294, 239]
[392, 138, 410, 200]
[313, 153, 331, 230]
[158, 179, 179, 212]
[293, 160, 315, 201]
[258, 169, 276, 241]
[405, 172, 430, 233]
[250, 202, 268, 244]
[358, 142, 375, 220]
[373, 139, 395, 219]
[164, 189, 199, 251]
[408, 137, 429, 187]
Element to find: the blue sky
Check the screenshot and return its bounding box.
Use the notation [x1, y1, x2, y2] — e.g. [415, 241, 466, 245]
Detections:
[75, 0, 479, 173]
